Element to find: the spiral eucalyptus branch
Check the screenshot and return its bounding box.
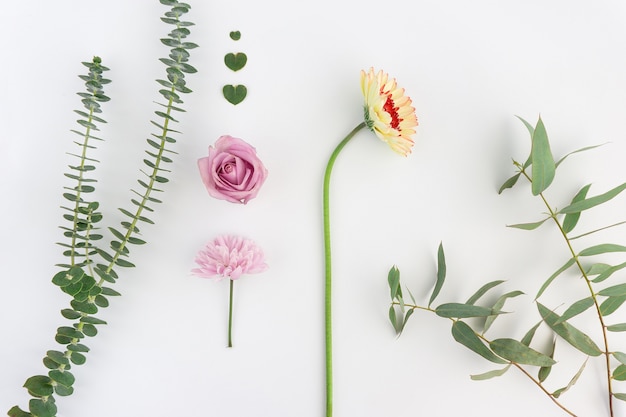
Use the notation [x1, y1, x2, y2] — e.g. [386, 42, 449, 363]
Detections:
[8, 2, 197, 416]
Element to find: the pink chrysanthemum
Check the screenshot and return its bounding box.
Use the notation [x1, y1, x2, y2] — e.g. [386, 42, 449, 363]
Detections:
[360, 68, 418, 156]
[192, 235, 268, 280]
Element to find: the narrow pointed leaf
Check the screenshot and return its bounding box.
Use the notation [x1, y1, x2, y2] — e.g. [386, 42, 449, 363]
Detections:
[552, 359, 588, 397]
[579, 244, 626, 257]
[600, 295, 626, 316]
[530, 116, 555, 196]
[490, 338, 556, 366]
[498, 173, 521, 194]
[428, 242, 446, 307]
[470, 364, 511, 381]
[451, 320, 507, 364]
[483, 291, 524, 333]
[466, 280, 506, 305]
[507, 218, 550, 230]
[536, 258, 575, 299]
[593, 261, 626, 283]
[556, 143, 606, 167]
[521, 321, 542, 346]
[613, 364, 626, 381]
[562, 184, 591, 233]
[537, 303, 602, 356]
[560, 182, 626, 214]
[613, 352, 626, 365]
[554, 297, 595, 324]
[436, 303, 498, 318]
[598, 283, 626, 297]
[607, 323, 626, 332]
[538, 338, 556, 382]
[388, 266, 401, 300]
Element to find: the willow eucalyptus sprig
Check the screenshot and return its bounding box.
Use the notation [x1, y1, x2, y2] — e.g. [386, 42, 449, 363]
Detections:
[8, 2, 196, 416]
[388, 116, 626, 417]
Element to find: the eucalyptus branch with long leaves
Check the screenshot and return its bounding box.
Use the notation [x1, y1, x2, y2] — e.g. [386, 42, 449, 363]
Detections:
[8, 2, 196, 416]
[388, 116, 626, 417]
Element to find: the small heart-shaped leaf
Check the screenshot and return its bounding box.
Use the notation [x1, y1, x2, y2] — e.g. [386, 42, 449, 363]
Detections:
[229, 31, 241, 41]
[224, 52, 247, 72]
[223, 84, 247, 105]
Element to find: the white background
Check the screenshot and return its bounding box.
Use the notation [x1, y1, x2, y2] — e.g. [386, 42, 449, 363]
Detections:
[2, 1, 626, 416]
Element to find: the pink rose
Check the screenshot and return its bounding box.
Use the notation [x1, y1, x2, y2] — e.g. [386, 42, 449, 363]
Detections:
[198, 135, 268, 204]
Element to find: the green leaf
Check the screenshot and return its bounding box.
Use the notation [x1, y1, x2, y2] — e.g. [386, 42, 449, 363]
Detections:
[598, 283, 626, 297]
[536, 258, 576, 299]
[46, 350, 69, 366]
[71, 299, 98, 315]
[579, 244, 626, 257]
[498, 173, 521, 194]
[530, 116, 555, 196]
[48, 370, 75, 387]
[80, 323, 98, 337]
[451, 320, 507, 364]
[466, 280, 506, 305]
[555, 143, 606, 168]
[388, 266, 401, 300]
[60, 309, 82, 320]
[436, 303, 498, 318]
[520, 321, 542, 346]
[23, 375, 53, 397]
[615, 393, 626, 402]
[562, 184, 591, 233]
[470, 364, 511, 381]
[28, 398, 57, 417]
[51, 266, 84, 287]
[388, 305, 399, 333]
[428, 242, 446, 307]
[552, 358, 587, 398]
[614, 364, 626, 381]
[554, 297, 595, 324]
[538, 338, 556, 382]
[490, 338, 556, 366]
[537, 303, 602, 356]
[67, 343, 90, 352]
[600, 295, 626, 316]
[483, 291, 524, 333]
[69, 351, 87, 365]
[613, 352, 626, 365]
[516, 115, 535, 136]
[57, 326, 83, 340]
[401, 309, 414, 333]
[593, 261, 626, 283]
[54, 383, 74, 396]
[560, 182, 626, 214]
[7, 405, 31, 417]
[507, 218, 550, 230]
[607, 323, 626, 332]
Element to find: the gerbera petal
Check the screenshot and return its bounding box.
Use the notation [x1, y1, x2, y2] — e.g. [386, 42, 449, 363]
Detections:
[360, 67, 418, 156]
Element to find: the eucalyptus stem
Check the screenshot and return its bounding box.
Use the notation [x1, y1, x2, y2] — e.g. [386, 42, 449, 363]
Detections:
[391, 301, 577, 416]
[228, 279, 235, 347]
[323, 121, 366, 417]
[519, 168, 614, 416]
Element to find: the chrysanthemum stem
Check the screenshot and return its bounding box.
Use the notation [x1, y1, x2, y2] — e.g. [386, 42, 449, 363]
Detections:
[323, 121, 367, 417]
[228, 279, 234, 348]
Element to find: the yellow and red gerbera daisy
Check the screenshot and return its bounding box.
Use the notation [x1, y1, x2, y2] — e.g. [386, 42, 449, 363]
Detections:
[360, 68, 418, 156]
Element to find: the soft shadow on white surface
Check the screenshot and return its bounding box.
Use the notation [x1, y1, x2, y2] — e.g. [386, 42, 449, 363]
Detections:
[2, 1, 626, 416]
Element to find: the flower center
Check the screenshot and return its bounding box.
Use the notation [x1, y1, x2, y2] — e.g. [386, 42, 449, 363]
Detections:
[383, 95, 402, 130]
[223, 163, 234, 174]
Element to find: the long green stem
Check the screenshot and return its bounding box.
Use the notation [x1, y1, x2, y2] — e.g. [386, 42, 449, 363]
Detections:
[228, 279, 234, 348]
[519, 168, 614, 416]
[323, 121, 366, 417]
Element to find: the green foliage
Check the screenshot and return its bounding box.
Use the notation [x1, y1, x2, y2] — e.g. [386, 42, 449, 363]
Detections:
[9, 2, 197, 416]
[388, 115, 626, 416]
